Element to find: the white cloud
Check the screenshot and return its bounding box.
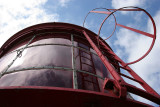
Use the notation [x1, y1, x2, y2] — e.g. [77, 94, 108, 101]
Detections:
[0, 0, 60, 47]
[59, 0, 72, 7]
[131, 10, 160, 93]
[111, 0, 147, 15]
[114, 28, 152, 62]
[114, 10, 160, 106]
[112, 0, 146, 9]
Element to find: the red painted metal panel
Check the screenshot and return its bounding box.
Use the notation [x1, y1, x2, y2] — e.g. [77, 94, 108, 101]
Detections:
[0, 86, 153, 107]
[125, 83, 160, 105]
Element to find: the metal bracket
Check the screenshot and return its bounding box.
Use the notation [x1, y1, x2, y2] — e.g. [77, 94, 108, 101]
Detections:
[103, 78, 127, 98]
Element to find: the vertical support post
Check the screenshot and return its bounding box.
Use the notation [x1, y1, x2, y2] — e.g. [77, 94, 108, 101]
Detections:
[71, 34, 78, 89]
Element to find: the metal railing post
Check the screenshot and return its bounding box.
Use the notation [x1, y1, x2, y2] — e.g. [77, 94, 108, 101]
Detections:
[71, 34, 78, 89]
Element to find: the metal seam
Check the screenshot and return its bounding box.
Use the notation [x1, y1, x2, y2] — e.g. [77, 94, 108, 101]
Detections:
[4, 66, 104, 80]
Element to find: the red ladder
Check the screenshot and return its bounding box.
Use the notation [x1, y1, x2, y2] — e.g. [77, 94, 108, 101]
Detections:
[83, 30, 160, 104]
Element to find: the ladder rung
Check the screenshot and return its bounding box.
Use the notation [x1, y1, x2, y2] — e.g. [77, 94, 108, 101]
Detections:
[106, 55, 121, 63]
[81, 69, 92, 73]
[104, 52, 116, 57]
[100, 45, 107, 49]
[102, 50, 115, 57]
[118, 72, 143, 84]
[80, 69, 97, 75]
[100, 47, 110, 52]
[81, 55, 92, 61]
[78, 46, 89, 50]
[83, 79, 98, 84]
[109, 62, 130, 71]
[79, 50, 90, 55]
[125, 83, 160, 104]
[99, 44, 114, 54]
[82, 62, 94, 68]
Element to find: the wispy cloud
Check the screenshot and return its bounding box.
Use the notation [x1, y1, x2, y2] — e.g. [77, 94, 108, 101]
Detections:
[111, 0, 146, 15]
[59, 0, 72, 7]
[111, 0, 146, 9]
[111, 0, 160, 106]
[133, 10, 160, 94]
[0, 0, 67, 47]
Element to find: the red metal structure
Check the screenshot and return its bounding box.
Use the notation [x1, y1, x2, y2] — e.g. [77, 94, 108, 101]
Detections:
[0, 7, 159, 107]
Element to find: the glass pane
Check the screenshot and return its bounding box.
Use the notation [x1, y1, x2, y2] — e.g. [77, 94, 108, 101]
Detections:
[0, 69, 73, 88]
[92, 53, 113, 91]
[77, 72, 100, 92]
[8, 45, 72, 72]
[0, 52, 17, 73]
[74, 42, 102, 92]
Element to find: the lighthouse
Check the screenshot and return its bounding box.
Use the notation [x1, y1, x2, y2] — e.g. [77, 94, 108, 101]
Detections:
[0, 6, 159, 107]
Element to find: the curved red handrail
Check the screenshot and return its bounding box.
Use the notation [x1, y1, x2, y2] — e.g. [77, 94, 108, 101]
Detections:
[83, 8, 117, 42]
[84, 6, 156, 65]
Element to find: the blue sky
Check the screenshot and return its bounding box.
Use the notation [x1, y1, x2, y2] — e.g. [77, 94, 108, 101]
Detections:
[0, 0, 160, 106]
